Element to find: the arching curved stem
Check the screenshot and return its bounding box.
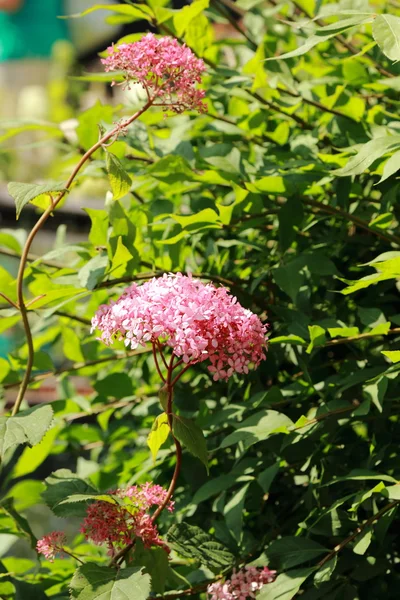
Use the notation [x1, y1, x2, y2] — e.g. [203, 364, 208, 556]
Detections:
[11, 96, 156, 417]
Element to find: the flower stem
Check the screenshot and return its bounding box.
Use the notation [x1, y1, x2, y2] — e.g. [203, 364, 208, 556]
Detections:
[11, 96, 156, 417]
[152, 353, 182, 522]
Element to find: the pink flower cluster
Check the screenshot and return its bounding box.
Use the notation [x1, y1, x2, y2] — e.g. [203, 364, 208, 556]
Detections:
[207, 567, 276, 600]
[36, 531, 66, 562]
[101, 33, 206, 113]
[92, 273, 268, 381]
[80, 483, 172, 556]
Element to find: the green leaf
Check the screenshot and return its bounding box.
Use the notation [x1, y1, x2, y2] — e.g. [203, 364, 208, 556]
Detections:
[13, 424, 61, 478]
[66, 3, 153, 20]
[314, 555, 337, 586]
[267, 16, 372, 61]
[265, 537, 328, 570]
[0, 498, 37, 548]
[307, 325, 327, 354]
[223, 483, 250, 542]
[167, 522, 235, 573]
[70, 564, 151, 600]
[258, 463, 280, 493]
[382, 351, 400, 363]
[378, 149, 400, 182]
[173, 0, 209, 37]
[147, 413, 170, 463]
[193, 474, 238, 504]
[384, 484, 400, 500]
[172, 414, 208, 472]
[94, 373, 134, 399]
[372, 14, 400, 62]
[328, 327, 359, 338]
[352, 526, 372, 555]
[106, 152, 132, 200]
[78, 254, 109, 290]
[42, 469, 98, 517]
[220, 410, 293, 450]
[363, 377, 388, 413]
[258, 567, 315, 600]
[0, 404, 53, 460]
[279, 197, 304, 252]
[7, 181, 68, 219]
[334, 136, 400, 177]
[133, 541, 170, 594]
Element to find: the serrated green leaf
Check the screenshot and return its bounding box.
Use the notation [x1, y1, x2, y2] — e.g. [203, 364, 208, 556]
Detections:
[167, 522, 235, 573]
[106, 152, 132, 200]
[0, 404, 53, 460]
[69, 564, 151, 600]
[173, 414, 208, 472]
[42, 469, 98, 517]
[147, 413, 170, 463]
[7, 181, 68, 219]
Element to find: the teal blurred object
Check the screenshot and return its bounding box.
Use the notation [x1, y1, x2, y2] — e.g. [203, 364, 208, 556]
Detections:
[0, 336, 11, 359]
[0, 0, 70, 61]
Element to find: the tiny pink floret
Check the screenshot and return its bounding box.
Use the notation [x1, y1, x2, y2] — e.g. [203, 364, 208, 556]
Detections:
[101, 33, 206, 113]
[36, 531, 66, 562]
[91, 273, 268, 381]
[207, 566, 277, 600]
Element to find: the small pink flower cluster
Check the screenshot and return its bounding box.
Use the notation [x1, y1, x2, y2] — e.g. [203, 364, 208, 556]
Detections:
[207, 567, 276, 600]
[92, 273, 268, 381]
[80, 483, 172, 556]
[36, 531, 66, 562]
[101, 33, 206, 113]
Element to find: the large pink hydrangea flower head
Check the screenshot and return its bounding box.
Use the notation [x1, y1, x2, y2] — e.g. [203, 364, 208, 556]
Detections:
[207, 566, 276, 600]
[80, 483, 172, 556]
[101, 33, 206, 113]
[91, 273, 268, 381]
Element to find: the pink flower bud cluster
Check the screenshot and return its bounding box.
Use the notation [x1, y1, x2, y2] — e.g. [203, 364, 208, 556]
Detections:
[92, 273, 268, 381]
[101, 33, 206, 113]
[80, 483, 172, 556]
[207, 567, 276, 600]
[36, 531, 66, 562]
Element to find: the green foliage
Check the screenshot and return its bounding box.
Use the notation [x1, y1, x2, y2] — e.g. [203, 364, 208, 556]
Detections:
[2, 0, 400, 598]
[69, 564, 150, 600]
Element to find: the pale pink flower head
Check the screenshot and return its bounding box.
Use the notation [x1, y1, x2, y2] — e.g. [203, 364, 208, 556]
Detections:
[207, 566, 276, 600]
[91, 273, 268, 381]
[101, 33, 206, 113]
[80, 483, 172, 556]
[36, 531, 66, 562]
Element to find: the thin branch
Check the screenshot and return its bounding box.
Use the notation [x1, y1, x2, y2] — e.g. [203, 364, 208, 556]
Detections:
[4, 347, 151, 390]
[303, 198, 400, 246]
[325, 328, 400, 347]
[317, 501, 399, 569]
[152, 342, 166, 383]
[11, 97, 157, 417]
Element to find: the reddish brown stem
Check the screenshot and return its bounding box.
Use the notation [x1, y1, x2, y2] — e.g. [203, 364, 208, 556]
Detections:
[12, 96, 156, 417]
[152, 353, 182, 521]
[152, 342, 166, 383]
